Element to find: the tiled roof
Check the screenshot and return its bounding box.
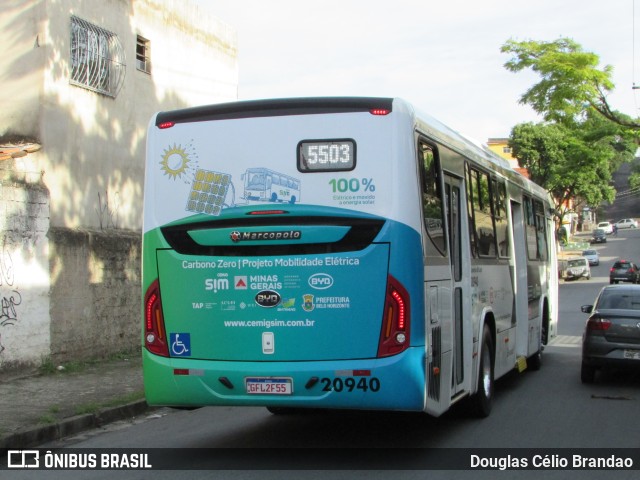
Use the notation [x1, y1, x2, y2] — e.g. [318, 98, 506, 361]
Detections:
[0, 143, 42, 161]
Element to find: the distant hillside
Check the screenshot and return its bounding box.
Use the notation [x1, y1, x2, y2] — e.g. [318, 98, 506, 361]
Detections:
[605, 158, 640, 221]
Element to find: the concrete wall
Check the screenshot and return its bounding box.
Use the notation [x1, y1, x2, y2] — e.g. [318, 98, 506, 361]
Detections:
[0, 0, 238, 367]
[2, 0, 238, 230]
[48, 227, 141, 363]
[0, 1, 47, 143]
[0, 176, 51, 368]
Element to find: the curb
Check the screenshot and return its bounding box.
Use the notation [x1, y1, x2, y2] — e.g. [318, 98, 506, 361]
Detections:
[0, 400, 150, 449]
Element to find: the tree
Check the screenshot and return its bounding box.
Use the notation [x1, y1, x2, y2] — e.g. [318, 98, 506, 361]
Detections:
[502, 37, 639, 223]
[509, 114, 634, 226]
[501, 38, 640, 129]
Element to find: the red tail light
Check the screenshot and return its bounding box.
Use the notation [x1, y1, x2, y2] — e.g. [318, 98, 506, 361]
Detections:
[144, 280, 169, 356]
[377, 275, 410, 357]
[587, 317, 611, 332]
[370, 108, 391, 116]
[158, 121, 175, 129]
[247, 210, 288, 215]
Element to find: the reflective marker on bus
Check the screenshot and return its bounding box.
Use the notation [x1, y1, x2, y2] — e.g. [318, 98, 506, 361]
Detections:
[142, 97, 558, 417]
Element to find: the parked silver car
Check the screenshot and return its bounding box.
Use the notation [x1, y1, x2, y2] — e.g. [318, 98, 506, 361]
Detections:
[561, 257, 591, 281]
[581, 285, 640, 383]
[582, 249, 600, 266]
[614, 218, 638, 229]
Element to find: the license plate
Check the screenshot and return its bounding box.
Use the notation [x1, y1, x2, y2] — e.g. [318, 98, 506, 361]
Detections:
[245, 377, 293, 395]
[623, 350, 640, 360]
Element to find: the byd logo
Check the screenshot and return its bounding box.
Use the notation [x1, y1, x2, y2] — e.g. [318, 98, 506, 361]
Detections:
[255, 290, 281, 308]
[308, 273, 333, 290]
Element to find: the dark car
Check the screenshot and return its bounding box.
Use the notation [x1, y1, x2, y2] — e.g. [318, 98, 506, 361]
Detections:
[609, 260, 640, 284]
[590, 228, 607, 244]
[580, 285, 640, 383]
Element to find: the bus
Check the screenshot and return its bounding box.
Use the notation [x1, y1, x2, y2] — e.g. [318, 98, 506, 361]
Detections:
[241, 167, 301, 204]
[142, 97, 558, 417]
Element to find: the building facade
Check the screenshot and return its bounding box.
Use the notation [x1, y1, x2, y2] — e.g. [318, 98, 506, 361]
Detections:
[486, 138, 529, 178]
[0, 0, 238, 367]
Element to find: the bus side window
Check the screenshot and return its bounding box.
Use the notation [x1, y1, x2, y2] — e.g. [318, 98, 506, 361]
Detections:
[493, 179, 510, 258]
[419, 141, 446, 257]
[524, 196, 538, 260]
[534, 199, 548, 261]
[467, 165, 496, 257]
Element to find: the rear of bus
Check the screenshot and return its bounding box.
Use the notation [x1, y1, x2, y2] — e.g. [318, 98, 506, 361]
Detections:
[142, 98, 426, 412]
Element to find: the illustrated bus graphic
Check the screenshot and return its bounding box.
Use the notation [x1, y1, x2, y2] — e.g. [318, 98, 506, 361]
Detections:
[241, 168, 300, 204]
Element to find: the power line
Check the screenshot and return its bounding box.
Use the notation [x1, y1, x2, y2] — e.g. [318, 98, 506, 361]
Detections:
[615, 185, 640, 198]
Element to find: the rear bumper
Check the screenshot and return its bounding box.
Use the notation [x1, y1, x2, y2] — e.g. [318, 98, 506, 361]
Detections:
[609, 276, 637, 283]
[563, 270, 589, 280]
[143, 347, 426, 411]
[582, 337, 640, 369]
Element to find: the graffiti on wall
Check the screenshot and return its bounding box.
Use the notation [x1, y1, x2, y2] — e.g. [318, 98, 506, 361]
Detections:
[1, 240, 21, 333]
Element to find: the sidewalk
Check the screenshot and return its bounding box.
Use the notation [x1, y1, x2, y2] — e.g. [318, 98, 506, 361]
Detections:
[0, 351, 149, 449]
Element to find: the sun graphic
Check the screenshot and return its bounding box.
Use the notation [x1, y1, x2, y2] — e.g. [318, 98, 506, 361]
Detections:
[160, 144, 191, 179]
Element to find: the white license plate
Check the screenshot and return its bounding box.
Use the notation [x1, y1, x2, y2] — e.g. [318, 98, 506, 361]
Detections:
[245, 377, 293, 395]
[623, 350, 640, 360]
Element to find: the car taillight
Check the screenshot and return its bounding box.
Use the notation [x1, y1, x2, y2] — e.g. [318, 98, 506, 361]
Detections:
[587, 317, 612, 332]
[144, 280, 169, 356]
[377, 275, 410, 357]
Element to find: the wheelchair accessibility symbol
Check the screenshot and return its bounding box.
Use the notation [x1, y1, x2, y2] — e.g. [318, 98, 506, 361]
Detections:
[170, 333, 191, 357]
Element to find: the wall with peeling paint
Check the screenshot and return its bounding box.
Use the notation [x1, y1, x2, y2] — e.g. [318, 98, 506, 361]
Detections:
[48, 227, 141, 363]
[0, 179, 51, 368]
[0, 0, 238, 367]
[1, 0, 238, 230]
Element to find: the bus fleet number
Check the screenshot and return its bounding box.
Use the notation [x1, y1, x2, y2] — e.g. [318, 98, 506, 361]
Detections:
[321, 377, 380, 393]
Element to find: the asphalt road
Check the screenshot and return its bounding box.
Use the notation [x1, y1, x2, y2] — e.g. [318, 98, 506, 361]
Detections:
[5, 229, 640, 480]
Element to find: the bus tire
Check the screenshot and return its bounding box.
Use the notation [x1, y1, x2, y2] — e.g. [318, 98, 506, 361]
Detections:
[471, 325, 494, 418]
[528, 350, 542, 371]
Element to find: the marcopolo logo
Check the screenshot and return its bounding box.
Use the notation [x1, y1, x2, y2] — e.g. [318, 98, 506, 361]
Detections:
[308, 273, 334, 290]
[230, 230, 302, 242]
[255, 290, 281, 308]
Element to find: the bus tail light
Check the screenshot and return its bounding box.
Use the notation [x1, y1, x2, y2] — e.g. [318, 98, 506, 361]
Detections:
[144, 280, 169, 356]
[377, 275, 410, 357]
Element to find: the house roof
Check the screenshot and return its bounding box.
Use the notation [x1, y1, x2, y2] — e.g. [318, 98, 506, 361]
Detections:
[0, 143, 42, 162]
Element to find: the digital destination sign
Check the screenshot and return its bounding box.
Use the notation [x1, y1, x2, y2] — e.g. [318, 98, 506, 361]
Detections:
[298, 139, 356, 172]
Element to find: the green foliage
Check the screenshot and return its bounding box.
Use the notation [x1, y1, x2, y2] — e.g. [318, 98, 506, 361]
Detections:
[502, 38, 640, 129]
[503, 37, 639, 216]
[509, 114, 635, 223]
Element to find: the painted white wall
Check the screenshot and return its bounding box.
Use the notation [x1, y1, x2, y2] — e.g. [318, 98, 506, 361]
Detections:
[2, 0, 238, 229]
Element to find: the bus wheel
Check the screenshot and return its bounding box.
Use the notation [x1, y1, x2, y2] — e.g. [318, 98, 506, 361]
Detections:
[471, 325, 494, 418]
[528, 350, 542, 371]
